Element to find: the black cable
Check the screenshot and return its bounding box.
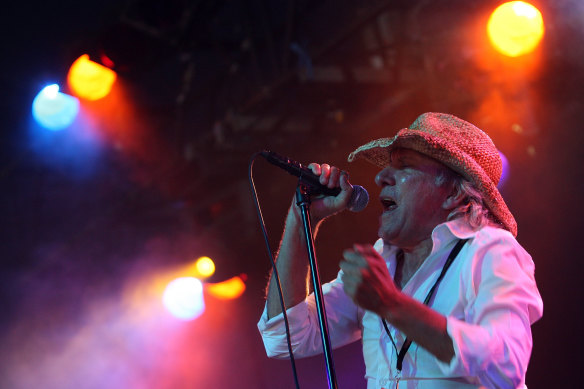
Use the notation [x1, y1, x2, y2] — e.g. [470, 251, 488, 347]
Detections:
[248, 152, 301, 389]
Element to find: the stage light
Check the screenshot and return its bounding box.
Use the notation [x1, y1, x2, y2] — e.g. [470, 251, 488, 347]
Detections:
[487, 2, 544, 57]
[162, 277, 205, 321]
[195, 256, 215, 278]
[32, 84, 80, 131]
[67, 54, 117, 101]
[498, 151, 510, 189]
[206, 275, 246, 300]
[185, 256, 216, 280]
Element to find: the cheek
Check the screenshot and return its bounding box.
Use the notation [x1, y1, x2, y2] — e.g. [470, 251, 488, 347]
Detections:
[418, 190, 449, 217]
[403, 181, 446, 213]
[397, 175, 409, 185]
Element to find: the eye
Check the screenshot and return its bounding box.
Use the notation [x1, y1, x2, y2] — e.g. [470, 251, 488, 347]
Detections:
[389, 156, 403, 167]
[396, 159, 409, 168]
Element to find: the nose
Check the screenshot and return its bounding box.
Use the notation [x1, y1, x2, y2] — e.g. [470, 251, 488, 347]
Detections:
[375, 166, 396, 187]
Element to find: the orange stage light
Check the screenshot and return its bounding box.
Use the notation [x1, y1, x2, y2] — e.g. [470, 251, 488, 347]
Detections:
[487, 2, 544, 57]
[67, 54, 117, 100]
[205, 275, 246, 300]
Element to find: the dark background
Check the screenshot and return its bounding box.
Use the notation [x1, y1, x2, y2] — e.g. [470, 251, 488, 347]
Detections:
[1, 1, 582, 388]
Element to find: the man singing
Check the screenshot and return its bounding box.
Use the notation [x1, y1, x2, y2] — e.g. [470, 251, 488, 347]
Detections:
[258, 112, 543, 388]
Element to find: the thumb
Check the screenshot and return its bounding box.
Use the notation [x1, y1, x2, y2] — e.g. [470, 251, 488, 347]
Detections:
[340, 171, 352, 190]
[336, 172, 354, 207]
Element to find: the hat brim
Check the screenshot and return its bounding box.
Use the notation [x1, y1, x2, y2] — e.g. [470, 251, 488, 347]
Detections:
[348, 130, 518, 237]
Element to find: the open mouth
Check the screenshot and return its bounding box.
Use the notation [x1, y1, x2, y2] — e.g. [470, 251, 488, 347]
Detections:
[380, 198, 397, 211]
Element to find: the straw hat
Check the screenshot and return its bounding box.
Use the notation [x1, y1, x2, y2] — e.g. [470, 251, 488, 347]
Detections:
[347, 112, 517, 236]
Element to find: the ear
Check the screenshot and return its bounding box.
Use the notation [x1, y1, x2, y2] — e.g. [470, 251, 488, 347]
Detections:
[442, 187, 465, 211]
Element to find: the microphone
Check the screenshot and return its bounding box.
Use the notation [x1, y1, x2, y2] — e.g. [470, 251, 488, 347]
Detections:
[260, 150, 369, 212]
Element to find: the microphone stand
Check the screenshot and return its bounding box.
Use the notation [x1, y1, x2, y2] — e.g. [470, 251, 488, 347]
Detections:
[295, 183, 338, 389]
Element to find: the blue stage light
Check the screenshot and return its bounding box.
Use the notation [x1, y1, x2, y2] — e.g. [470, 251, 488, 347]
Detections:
[32, 84, 80, 131]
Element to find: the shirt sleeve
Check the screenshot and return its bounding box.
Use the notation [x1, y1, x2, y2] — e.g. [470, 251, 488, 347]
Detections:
[257, 271, 363, 359]
[437, 231, 544, 389]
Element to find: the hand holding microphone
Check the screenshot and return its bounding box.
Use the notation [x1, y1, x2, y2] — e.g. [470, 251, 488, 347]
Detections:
[303, 162, 357, 221]
[260, 151, 369, 216]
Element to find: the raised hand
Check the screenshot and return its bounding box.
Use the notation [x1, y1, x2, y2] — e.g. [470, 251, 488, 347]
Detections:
[340, 243, 399, 316]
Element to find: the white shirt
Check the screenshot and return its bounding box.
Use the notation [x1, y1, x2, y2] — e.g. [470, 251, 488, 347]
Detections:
[258, 219, 543, 389]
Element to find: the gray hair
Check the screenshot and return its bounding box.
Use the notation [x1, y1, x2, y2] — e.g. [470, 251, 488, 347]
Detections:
[437, 170, 500, 231]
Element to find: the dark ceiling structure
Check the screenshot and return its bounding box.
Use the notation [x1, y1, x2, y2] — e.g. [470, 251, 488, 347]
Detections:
[1, 0, 583, 388]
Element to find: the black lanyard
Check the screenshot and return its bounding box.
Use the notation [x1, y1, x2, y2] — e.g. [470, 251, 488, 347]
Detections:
[382, 238, 469, 372]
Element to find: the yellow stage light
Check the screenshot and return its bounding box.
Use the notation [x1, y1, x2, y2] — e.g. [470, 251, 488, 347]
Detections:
[194, 256, 216, 278]
[205, 275, 246, 300]
[67, 54, 117, 100]
[487, 1, 544, 57]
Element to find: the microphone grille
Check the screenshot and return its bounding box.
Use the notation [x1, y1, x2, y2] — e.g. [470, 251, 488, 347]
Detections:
[347, 185, 369, 212]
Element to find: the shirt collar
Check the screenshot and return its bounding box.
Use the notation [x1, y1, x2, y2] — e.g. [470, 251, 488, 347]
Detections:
[376, 218, 479, 263]
[432, 217, 478, 242]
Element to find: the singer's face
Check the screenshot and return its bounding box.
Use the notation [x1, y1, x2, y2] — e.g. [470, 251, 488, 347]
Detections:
[375, 148, 454, 249]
